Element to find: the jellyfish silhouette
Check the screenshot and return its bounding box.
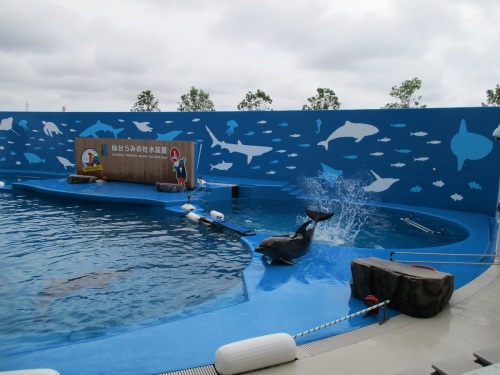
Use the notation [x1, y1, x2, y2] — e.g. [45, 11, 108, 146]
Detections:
[226, 120, 238, 136]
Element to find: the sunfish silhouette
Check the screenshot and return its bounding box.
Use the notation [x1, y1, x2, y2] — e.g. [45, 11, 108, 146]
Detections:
[450, 119, 493, 171]
[318, 121, 379, 150]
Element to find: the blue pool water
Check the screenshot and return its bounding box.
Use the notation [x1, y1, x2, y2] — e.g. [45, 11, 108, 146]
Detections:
[0, 183, 493, 374]
[0, 190, 469, 353]
[0, 191, 252, 353]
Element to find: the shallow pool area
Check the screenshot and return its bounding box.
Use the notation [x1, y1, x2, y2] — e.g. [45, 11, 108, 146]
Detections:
[0, 177, 496, 374]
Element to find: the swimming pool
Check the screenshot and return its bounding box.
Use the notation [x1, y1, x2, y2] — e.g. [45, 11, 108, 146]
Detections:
[0, 182, 494, 374]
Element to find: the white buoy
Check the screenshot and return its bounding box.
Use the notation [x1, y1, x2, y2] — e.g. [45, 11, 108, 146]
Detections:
[186, 212, 201, 223]
[0, 181, 5, 188]
[181, 203, 196, 211]
[210, 210, 224, 220]
[214, 333, 296, 375]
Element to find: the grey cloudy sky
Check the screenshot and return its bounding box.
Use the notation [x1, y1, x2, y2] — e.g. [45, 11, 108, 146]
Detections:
[0, 0, 498, 112]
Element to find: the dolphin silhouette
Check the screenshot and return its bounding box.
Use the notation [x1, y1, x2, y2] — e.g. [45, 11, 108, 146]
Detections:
[255, 209, 334, 264]
[317, 121, 379, 150]
[363, 170, 399, 192]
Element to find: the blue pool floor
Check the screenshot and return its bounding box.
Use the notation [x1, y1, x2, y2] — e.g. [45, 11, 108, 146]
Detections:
[0, 177, 496, 374]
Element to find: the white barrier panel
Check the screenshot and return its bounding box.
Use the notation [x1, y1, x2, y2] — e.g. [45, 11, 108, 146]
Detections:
[214, 333, 296, 375]
[0, 370, 60, 375]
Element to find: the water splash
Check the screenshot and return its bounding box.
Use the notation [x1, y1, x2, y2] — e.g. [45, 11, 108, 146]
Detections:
[298, 176, 376, 246]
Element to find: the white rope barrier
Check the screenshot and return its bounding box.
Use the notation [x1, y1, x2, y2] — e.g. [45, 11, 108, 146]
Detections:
[293, 300, 390, 339]
[390, 251, 497, 265]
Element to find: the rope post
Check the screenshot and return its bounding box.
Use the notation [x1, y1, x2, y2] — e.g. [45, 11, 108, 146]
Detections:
[379, 301, 390, 325]
[292, 300, 390, 340]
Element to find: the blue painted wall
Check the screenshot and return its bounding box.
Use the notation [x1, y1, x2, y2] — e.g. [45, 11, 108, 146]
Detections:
[0, 108, 499, 215]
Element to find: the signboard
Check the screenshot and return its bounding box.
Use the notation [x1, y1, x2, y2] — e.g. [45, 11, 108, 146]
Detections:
[75, 137, 195, 188]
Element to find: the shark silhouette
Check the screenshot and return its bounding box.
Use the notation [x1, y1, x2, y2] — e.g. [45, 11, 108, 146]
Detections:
[206, 126, 273, 164]
[80, 120, 124, 138]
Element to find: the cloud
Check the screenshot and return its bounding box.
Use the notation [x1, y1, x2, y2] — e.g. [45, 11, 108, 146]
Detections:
[0, 0, 499, 111]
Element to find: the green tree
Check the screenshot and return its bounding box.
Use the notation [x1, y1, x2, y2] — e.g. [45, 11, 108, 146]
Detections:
[177, 86, 215, 112]
[131, 90, 160, 112]
[302, 88, 341, 110]
[482, 84, 500, 106]
[237, 89, 273, 111]
[383, 78, 427, 109]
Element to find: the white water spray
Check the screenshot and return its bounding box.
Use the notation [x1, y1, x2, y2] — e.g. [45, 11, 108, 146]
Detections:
[298, 176, 376, 246]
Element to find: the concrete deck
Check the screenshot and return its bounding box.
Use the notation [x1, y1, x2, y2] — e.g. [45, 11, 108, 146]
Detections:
[249, 263, 500, 375]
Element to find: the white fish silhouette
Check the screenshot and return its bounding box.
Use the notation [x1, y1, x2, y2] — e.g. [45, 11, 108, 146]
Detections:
[210, 161, 233, 171]
[410, 131, 428, 137]
[391, 163, 406, 168]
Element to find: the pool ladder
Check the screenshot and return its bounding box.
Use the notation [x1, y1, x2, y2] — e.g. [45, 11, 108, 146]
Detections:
[400, 214, 443, 234]
[186, 177, 209, 205]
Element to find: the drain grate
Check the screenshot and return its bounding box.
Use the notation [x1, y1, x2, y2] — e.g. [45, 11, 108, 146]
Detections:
[158, 365, 218, 375]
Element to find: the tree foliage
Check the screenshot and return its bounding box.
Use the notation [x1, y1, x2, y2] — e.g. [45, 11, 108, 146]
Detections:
[302, 88, 341, 110]
[177, 87, 215, 112]
[383, 78, 427, 109]
[237, 89, 273, 111]
[131, 90, 161, 112]
[481, 84, 500, 107]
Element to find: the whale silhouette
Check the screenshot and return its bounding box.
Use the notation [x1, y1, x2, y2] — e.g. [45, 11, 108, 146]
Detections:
[56, 156, 75, 169]
[255, 209, 334, 264]
[450, 119, 493, 171]
[317, 121, 379, 150]
[24, 152, 45, 164]
[363, 170, 399, 192]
